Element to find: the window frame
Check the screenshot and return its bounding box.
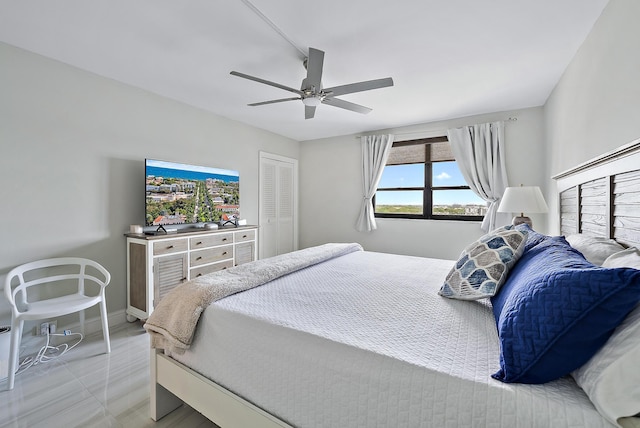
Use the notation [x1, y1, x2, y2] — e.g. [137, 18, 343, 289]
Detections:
[374, 137, 485, 222]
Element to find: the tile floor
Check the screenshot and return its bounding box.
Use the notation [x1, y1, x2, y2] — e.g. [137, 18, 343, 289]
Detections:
[0, 322, 217, 427]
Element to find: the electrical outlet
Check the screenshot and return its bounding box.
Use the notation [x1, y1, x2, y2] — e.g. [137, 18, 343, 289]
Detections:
[40, 322, 49, 336]
[49, 321, 57, 334]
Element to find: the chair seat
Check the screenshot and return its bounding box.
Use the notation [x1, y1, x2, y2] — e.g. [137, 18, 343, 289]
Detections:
[18, 294, 102, 321]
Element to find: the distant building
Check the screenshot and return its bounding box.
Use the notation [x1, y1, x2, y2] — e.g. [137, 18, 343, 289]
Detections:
[153, 214, 186, 225]
[465, 205, 488, 216]
[215, 204, 240, 214]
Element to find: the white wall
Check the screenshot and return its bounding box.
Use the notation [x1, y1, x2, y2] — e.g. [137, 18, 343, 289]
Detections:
[0, 42, 298, 330]
[544, 0, 640, 233]
[299, 107, 545, 260]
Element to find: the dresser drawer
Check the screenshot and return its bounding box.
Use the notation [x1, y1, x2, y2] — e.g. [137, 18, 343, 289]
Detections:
[190, 260, 234, 278]
[234, 229, 256, 243]
[190, 233, 233, 249]
[153, 238, 188, 256]
[190, 245, 233, 267]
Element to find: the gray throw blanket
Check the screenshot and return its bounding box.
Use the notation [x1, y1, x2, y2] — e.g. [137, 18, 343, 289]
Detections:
[144, 242, 363, 354]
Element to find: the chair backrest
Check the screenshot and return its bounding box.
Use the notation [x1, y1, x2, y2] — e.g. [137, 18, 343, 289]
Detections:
[4, 257, 111, 313]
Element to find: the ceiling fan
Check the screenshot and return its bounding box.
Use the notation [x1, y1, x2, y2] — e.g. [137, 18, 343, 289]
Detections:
[230, 48, 394, 119]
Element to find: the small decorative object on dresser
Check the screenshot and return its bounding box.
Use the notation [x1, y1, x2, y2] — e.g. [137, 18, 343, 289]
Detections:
[125, 225, 257, 322]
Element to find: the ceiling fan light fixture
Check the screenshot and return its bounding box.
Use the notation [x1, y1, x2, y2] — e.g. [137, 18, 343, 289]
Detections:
[302, 96, 322, 107]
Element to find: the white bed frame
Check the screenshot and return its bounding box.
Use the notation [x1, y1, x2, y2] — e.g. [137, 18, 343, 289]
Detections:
[151, 349, 292, 427]
[151, 139, 640, 427]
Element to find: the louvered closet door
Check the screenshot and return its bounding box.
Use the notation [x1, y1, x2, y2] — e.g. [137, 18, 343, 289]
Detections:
[260, 152, 298, 259]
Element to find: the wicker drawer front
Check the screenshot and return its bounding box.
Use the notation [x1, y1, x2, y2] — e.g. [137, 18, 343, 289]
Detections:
[190, 260, 234, 278]
[153, 238, 188, 256]
[190, 233, 232, 249]
[153, 253, 187, 305]
[190, 245, 233, 267]
[235, 242, 255, 266]
[234, 229, 256, 243]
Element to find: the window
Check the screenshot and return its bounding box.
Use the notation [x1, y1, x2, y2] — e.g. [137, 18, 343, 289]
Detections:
[374, 137, 486, 221]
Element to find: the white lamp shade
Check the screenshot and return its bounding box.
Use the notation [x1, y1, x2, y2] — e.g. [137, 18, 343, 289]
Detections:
[498, 186, 549, 215]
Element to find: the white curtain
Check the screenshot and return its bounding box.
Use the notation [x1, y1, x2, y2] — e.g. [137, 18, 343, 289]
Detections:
[355, 134, 394, 232]
[447, 122, 509, 232]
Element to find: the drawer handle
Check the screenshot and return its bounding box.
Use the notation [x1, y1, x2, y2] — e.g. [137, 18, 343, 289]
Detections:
[197, 273, 202, 277]
[222, 251, 228, 255]
[167, 245, 174, 249]
[196, 256, 202, 260]
[196, 241, 202, 245]
[242, 234, 247, 238]
[222, 238, 228, 241]
[222, 267, 227, 270]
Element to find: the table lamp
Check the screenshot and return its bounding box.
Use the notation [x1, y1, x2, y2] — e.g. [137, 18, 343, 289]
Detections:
[497, 185, 548, 227]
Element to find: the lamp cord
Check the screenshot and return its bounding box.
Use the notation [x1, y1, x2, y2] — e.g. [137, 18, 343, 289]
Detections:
[15, 330, 83, 376]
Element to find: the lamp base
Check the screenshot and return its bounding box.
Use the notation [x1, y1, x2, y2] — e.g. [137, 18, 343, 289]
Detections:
[512, 216, 532, 227]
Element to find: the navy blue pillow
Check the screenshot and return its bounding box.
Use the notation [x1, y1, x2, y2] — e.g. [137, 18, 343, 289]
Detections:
[514, 223, 550, 251]
[490, 235, 640, 384]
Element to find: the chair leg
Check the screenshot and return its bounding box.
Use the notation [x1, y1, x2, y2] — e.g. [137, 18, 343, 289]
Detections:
[7, 319, 23, 391]
[100, 300, 111, 354]
[79, 309, 85, 336]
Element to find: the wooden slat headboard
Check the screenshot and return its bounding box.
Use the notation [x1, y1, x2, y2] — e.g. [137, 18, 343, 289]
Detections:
[553, 139, 640, 248]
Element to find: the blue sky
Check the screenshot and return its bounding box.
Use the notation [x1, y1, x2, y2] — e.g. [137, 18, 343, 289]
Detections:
[147, 159, 238, 177]
[377, 162, 486, 205]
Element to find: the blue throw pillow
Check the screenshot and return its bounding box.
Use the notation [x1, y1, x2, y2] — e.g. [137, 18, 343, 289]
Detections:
[514, 223, 550, 251]
[490, 236, 640, 384]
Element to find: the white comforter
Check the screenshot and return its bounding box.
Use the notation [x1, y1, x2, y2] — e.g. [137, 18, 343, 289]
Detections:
[172, 250, 614, 428]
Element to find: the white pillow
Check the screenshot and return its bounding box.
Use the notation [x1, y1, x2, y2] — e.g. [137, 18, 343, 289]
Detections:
[602, 247, 640, 269]
[571, 302, 640, 426]
[565, 234, 625, 266]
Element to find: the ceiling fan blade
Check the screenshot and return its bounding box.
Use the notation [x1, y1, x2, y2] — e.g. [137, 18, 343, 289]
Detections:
[322, 97, 372, 114]
[324, 77, 394, 97]
[248, 97, 301, 107]
[230, 71, 303, 95]
[304, 48, 324, 91]
[305, 105, 316, 119]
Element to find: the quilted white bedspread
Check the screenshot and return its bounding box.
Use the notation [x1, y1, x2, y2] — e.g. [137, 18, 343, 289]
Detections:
[172, 250, 617, 428]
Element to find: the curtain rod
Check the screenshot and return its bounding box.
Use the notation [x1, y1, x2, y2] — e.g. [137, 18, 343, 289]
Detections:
[355, 117, 518, 139]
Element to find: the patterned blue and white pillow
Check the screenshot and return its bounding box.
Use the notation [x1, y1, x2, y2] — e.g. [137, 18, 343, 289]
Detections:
[439, 225, 528, 300]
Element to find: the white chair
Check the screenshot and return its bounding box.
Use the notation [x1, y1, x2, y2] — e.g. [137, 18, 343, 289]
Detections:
[4, 257, 111, 390]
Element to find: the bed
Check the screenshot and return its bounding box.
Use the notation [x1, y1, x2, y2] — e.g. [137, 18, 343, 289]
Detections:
[146, 140, 640, 428]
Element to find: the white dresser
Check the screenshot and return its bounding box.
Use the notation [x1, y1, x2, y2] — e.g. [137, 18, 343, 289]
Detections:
[125, 226, 257, 321]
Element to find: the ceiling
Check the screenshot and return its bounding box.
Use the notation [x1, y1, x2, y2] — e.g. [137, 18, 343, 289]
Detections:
[0, 0, 609, 142]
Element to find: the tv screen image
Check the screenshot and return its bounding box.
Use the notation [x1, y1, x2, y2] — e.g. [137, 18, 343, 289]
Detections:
[145, 159, 240, 227]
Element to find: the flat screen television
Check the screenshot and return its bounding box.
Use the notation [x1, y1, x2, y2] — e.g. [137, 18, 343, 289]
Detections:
[145, 159, 240, 227]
